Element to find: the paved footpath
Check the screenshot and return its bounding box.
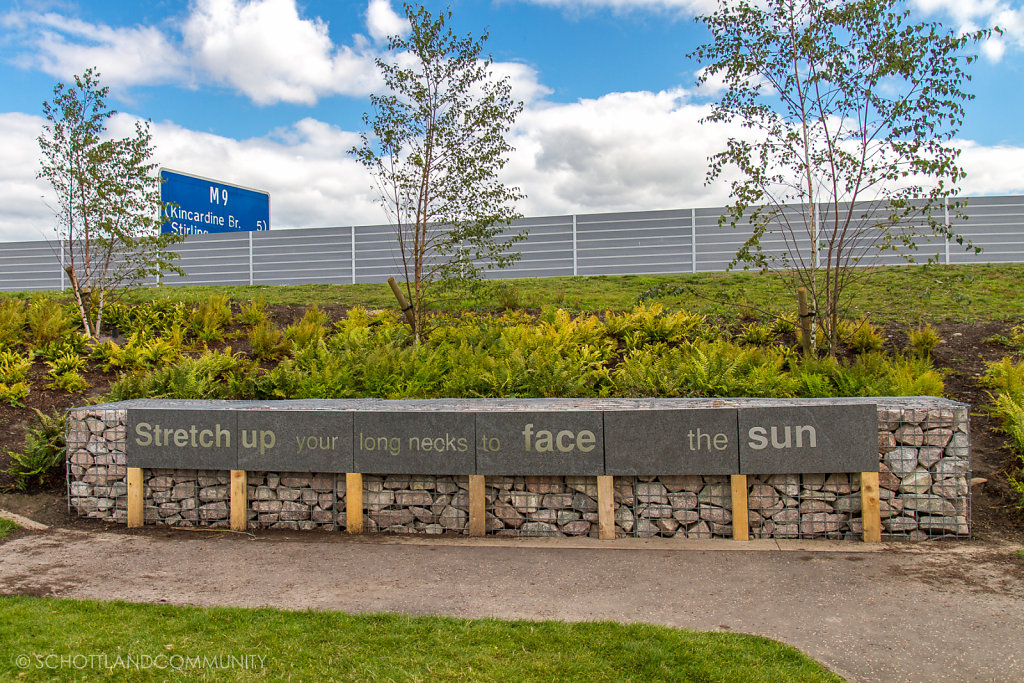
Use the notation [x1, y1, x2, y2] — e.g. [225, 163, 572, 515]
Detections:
[1, 528, 1022, 682]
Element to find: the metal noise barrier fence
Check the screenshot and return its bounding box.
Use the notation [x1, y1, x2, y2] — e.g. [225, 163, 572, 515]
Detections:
[3, 195, 1024, 292]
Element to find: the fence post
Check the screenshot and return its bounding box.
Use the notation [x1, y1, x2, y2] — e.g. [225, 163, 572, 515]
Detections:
[248, 231, 254, 286]
[814, 202, 822, 269]
[691, 208, 697, 274]
[944, 197, 951, 265]
[572, 214, 578, 276]
[351, 225, 357, 284]
[59, 244, 65, 291]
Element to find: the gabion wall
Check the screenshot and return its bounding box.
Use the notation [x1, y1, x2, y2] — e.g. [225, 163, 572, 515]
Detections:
[66, 399, 970, 540]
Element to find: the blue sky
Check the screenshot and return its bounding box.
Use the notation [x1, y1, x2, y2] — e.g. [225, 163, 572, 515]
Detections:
[2, 0, 1023, 242]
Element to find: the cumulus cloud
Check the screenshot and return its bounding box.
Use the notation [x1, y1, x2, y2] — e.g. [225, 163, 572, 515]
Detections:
[514, 0, 717, 15]
[909, 0, 1024, 61]
[182, 0, 381, 104]
[505, 88, 737, 215]
[1, 12, 187, 91]
[365, 0, 408, 42]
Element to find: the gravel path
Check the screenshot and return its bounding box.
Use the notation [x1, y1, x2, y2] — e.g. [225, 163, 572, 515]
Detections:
[1, 527, 1022, 682]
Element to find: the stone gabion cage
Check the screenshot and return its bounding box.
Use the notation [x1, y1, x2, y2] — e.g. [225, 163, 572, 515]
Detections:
[66, 398, 970, 540]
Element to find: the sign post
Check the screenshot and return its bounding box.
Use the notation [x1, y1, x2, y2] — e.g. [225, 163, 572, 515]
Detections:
[160, 169, 270, 236]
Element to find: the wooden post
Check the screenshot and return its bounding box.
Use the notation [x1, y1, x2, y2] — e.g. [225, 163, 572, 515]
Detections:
[730, 474, 749, 541]
[797, 287, 813, 356]
[861, 471, 881, 543]
[387, 277, 416, 332]
[346, 473, 363, 534]
[469, 475, 486, 537]
[126, 467, 144, 528]
[230, 470, 247, 531]
[597, 475, 615, 540]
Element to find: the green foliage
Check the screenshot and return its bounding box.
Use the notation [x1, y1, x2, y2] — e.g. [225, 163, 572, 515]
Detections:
[0, 349, 33, 384]
[736, 322, 777, 346]
[0, 298, 27, 349]
[5, 408, 67, 491]
[850, 318, 885, 354]
[237, 296, 269, 327]
[983, 356, 1024, 512]
[0, 382, 30, 407]
[26, 298, 76, 348]
[248, 320, 284, 360]
[44, 351, 89, 393]
[908, 324, 942, 359]
[691, 0, 990, 354]
[981, 357, 1024, 398]
[104, 299, 191, 338]
[190, 294, 233, 343]
[37, 67, 183, 338]
[108, 348, 254, 400]
[92, 302, 946, 403]
[350, 4, 526, 339]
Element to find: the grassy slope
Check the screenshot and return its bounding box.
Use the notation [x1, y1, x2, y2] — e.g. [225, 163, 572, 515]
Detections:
[0, 596, 843, 682]
[8, 263, 1023, 323]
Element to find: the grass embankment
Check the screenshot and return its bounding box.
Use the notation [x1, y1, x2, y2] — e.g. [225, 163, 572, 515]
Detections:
[9, 263, 1024, 324]
[0, 596, 843, 682]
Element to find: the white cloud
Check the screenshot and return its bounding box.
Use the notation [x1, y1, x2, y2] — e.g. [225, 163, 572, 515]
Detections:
[910, 0, 1024, 61]
[505, 88, 738, 214]
[515, 0, 717, 14]
[1, 12, 187, 91]
[365, 0, 408, 42]
[0, 113, 56, 243]
[182, 0, 381, 104]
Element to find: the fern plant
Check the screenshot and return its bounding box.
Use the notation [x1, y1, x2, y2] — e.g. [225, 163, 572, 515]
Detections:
[6, 408, 67, 491]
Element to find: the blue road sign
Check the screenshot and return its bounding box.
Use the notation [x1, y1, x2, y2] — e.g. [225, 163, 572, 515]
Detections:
[161, 169, 270, 235]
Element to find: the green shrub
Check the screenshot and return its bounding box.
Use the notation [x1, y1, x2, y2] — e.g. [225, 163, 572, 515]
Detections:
[108, 348, 254, 400]
[6, 408, 66, 491]
[190, 294, 233, 342]
[849, 318, 885, 353]
[45, 351, 90, 393]
[981, 357, 1024, 398]
[0, 298, 27, 348]
[908, 323, 942, 359]
[26, 298, 76, 347]
[0, 381, 30, 407]
[736, 322, 777, 346]
[283, 306, 329, 352]
[248, 320, 284, 360]
[0, 349, 32, 384]
[237, 296, 269, 326]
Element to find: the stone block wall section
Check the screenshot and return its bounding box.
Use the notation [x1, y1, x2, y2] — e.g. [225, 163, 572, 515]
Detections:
[66, 398, 970, 540]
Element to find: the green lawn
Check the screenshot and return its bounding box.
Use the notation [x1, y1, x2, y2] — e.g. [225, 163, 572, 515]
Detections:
[0, 596, 844, 682]
[35, 263, 1019, 324]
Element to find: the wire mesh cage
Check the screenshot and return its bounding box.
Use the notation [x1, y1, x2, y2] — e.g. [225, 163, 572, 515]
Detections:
[621, 476, 733, 539]
[66, 408, 128, 523]
[247, 472, 342, 530]
[363, 474, 469, 534]
[486, 476, 599, 537]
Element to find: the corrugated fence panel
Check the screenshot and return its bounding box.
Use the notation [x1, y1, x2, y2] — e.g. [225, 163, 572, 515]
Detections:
[252, 226, 352, 285]
[161, 232, 251, 287]
[494, 215, 574, 279]
[576, 209, 692, 276]
[949, 196, 1024, 264]
[0, 241, 61, 291]
[3, 195, 1024, 291]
